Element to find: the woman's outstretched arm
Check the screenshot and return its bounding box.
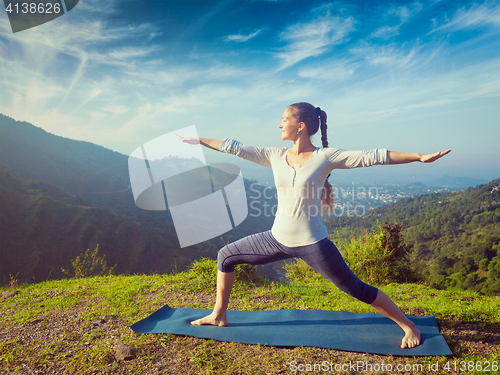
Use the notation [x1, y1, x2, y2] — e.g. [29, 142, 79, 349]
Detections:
[388, 149, 451, 165]
[175, 136, 273, 167]
[174, 134, 221, 151]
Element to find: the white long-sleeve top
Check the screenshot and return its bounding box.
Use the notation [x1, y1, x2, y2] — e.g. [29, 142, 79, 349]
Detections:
[219, 138, 389, 247]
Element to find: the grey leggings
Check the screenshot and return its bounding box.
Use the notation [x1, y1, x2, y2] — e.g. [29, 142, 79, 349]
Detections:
[218, 230, 378, 304]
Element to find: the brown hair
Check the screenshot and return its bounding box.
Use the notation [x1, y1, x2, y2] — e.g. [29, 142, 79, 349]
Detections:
[288, 102, 334, 214]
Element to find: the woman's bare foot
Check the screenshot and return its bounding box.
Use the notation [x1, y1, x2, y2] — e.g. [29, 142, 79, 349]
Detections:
[401, 324, 421, 349]
[369, 290, 422, 349]
[190, 312, 228, 327]
[190, 271, 234, 327]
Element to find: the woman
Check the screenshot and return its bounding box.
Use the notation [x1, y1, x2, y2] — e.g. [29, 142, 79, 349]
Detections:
[175, 102, 450, 349]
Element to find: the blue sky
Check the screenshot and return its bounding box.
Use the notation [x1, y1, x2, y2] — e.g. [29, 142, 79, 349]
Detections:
[0, 0, 499, 184]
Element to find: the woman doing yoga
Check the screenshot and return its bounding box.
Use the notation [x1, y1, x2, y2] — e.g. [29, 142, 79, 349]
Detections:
[175, 102, 450, 349]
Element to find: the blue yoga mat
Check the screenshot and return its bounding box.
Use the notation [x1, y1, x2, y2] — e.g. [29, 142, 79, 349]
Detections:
[131, 304, 452, 356]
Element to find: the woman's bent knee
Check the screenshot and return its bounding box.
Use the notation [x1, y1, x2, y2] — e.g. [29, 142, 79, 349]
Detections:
[217, 246, 234, 273]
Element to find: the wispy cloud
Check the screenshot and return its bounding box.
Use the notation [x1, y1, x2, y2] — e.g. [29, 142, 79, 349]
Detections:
[297, 60, 356, 81]
[1, 18, 110, 57]
[370, 1, 423, 39]
[1, 15, 161, 68]
[429, 0, 500, 34]
[390, 1, 423, 24]
[370, 25, 401, 40]
[350, 41, 428, 69]
[76, 0, 122, 14]
[276, 9, 355, 70]
[0, 5, 168, 146]
[88, 45, 159, 68]
[224, 28, 265, 42]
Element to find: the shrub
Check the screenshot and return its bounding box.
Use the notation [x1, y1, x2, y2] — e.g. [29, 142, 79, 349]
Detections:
[62, 245, 116, 278]
[343, 222, 421, 285]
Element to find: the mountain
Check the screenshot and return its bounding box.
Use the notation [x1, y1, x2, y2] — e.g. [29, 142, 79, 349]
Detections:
[427, 175, 489, 188]
[0, 114, 276, 284]
[0, 114, 129, 194]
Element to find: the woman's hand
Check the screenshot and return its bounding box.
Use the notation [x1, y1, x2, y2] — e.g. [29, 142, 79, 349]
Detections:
[174, 134, 200, 145]
[419, 150, 451, 163]
[388, 149, 451, 164]
[174, 134, 222, 151]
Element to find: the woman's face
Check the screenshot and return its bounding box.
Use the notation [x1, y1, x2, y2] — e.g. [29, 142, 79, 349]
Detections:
[279, 107, 301, 141]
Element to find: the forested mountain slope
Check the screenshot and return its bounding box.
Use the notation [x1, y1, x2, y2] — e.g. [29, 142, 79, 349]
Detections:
[0, 114, 276, 284]
[325, 178, 500, 295]
[0, 166, 208, 283]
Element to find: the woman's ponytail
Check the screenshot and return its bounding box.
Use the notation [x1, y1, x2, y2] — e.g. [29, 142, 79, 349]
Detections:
[317, 108, 334, 215]
[318, 107, 328, 148]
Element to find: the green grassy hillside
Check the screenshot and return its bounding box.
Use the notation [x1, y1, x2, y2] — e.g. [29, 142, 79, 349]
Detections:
[1, 260, 498, 374]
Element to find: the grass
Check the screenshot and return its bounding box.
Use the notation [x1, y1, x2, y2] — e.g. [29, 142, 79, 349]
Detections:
[0, 259, 499, 374]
